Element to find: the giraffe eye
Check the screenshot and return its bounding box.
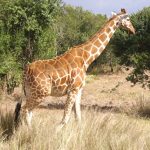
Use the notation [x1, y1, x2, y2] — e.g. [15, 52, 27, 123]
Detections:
[116, 22, 119, 26]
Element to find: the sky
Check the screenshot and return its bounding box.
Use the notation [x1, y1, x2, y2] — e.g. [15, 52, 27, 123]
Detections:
[63, 0, 150, 16]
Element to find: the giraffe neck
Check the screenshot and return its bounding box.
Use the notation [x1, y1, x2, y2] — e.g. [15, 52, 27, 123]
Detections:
[81, 17, 119, 69]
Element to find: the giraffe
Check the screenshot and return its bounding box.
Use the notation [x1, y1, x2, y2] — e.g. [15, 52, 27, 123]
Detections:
[14, 9, 135, 129]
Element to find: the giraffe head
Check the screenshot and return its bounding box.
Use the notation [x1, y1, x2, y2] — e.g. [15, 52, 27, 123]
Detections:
[112, 8, 135, 34]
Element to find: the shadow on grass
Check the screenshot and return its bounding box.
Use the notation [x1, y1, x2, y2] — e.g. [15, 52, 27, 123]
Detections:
[39, 102, 121, 113]
[39, 99, 150, 119]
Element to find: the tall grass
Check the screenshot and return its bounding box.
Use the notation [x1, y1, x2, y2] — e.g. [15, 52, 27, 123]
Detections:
[0, 107, 150, 150]
[0, 108, 15, 141]
[121, 95, 150, 118]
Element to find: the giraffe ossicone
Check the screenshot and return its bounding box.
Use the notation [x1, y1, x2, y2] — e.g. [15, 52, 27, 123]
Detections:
[14, 8, 135, 130]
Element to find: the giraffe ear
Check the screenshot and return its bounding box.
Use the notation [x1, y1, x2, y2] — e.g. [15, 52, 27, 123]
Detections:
[111, 11, 117, 17]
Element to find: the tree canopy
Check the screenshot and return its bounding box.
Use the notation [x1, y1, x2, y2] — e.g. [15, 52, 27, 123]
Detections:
[112, 7, 150, 87]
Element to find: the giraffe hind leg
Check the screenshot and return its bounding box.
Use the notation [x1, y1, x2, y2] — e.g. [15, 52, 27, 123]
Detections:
[17, 98, 41, 128]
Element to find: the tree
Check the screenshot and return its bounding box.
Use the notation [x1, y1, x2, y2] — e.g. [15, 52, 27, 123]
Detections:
[55, 5, 106, 54]
[112, 7, 150, 87]
[0, 0, 61, 94]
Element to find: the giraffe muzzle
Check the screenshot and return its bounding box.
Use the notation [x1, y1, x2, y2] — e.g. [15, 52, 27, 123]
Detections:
[129, 25, 136, 34]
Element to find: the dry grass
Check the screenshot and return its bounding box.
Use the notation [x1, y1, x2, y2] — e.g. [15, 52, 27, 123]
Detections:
[1, 101, 150, 150]
[0, 73, 150, 150]
[0, 109, 15, 141]
[122, 96, 150, 118]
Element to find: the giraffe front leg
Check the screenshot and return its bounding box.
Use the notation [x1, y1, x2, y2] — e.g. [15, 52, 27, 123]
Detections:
[57, 90, 77, 131]
[74, 88, 82, 123]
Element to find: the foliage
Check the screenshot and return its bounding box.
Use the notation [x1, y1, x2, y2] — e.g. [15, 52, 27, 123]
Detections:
[0, 0, 61, 93]
[56, 5, 106, 54]
[112, 7, 150, 87]
[0, 0, 61, 62]
[89, 44, 120, 74]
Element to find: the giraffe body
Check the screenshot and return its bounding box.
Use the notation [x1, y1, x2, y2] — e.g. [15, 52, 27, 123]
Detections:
[24, 53, 86, 98]
[15, 9, 135, 129]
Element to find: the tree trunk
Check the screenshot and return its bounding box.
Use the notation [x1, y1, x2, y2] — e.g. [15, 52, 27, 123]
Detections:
[109, 53, 114, 73]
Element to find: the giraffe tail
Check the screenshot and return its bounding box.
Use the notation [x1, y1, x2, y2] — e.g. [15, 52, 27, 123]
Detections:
[14, 101, 22, 128]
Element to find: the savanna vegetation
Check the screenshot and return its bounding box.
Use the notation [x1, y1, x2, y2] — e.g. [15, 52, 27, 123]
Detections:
[0, 0, 149, 94]
[0, 0, 150, 149]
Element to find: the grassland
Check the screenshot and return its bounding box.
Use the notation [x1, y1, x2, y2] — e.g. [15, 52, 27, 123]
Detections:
[0, 71, 150, 150]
